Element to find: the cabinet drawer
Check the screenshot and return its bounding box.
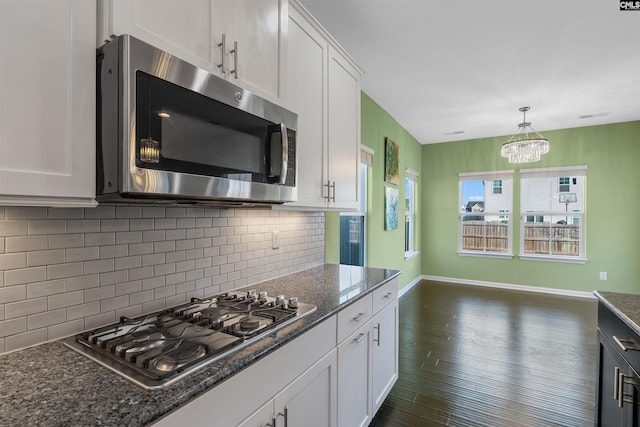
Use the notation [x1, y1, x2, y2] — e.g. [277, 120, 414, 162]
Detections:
[598, 302, 640, 371]
[372, 280, 398, 314]
[337, 294, 373, 344]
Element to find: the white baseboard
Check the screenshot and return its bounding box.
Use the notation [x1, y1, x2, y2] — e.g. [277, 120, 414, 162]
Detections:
[418, 275, 596, 299]
[398, 276, 422, 298]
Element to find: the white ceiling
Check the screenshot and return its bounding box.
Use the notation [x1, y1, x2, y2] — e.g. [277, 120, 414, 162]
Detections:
[297, 0, 640, 144]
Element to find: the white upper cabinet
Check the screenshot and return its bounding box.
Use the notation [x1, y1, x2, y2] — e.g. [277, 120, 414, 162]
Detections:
[283, 4, 328, 208]
[99, 0, 286, 102]
[327, 45, 361, 210]
[0, 0, 97, 207]
[215, 0, 286, 101]
[281, 1, 362, 211]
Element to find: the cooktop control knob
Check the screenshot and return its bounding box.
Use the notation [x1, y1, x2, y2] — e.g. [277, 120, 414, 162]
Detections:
[247, 290, 257, 299]
[288, 297, 299, 309]
[276, 295, 286, 306]
[258, 291, 268, 301]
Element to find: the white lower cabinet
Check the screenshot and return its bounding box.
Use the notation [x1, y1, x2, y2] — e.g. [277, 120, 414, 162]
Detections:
[338, 322, 373, 427]
[240, 349, 337, 427]
[371, 300, 399, 414]
[337, 277, 399, 427]
[153, 315, 337, 427]
[153, 278, 399, 427]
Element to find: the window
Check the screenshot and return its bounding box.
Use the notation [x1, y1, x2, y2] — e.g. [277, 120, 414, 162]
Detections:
[458, 170, 513, 257]
[520, 166, 587, 262]
[559, 176, 570, 192]
[340, 147, 372, 266]
[492, 180, 503, 194]
[405, 169, 418, 258]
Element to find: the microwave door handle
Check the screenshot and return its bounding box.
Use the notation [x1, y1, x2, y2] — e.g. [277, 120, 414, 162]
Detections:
[278, 123, 288, 185]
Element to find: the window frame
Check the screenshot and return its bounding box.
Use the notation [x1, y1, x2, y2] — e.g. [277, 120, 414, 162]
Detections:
[404, 168, 419, 259]
[339, 146, 373, 267]
[458, 170, 514, 258]
[519, 166, 587, 263]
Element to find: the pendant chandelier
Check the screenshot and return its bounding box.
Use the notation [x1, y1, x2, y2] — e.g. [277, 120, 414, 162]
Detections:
[501, 106, 549, 163]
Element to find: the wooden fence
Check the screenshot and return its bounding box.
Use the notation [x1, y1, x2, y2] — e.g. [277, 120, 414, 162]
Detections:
[461, 221, 580, 256]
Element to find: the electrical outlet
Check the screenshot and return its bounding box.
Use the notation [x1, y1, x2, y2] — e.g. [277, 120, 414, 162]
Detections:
[599, 272, 608, 281]
[272, 230, 279, 249]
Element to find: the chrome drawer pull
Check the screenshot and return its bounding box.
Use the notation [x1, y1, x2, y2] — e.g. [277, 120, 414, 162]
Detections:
[613, 335, 640, 352]
[354, 332, 367, 344]
[383, 292, 392, 299]
[353, 312, 367, 322]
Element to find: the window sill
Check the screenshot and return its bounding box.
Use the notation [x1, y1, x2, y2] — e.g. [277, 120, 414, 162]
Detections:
[404, 250, 419, 260]
[518, 254, 587, 264]
[457, 251, 513, 259]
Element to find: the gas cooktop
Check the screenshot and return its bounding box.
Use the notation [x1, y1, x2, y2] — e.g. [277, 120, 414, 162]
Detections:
[64, 290, 316, 390]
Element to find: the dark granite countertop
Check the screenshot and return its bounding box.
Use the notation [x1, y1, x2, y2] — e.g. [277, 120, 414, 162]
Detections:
[0, 264, 399, 427]
[594, 290, 640, 337]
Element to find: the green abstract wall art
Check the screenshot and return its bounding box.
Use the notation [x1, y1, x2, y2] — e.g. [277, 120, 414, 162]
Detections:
[385, 186, 399, 230]
[384, 137, 399, 185]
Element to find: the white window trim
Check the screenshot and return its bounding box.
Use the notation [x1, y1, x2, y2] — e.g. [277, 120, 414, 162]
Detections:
[458, 170, 514, 257]
[520, 165, 587, 262]
[404, 168, 419, 259]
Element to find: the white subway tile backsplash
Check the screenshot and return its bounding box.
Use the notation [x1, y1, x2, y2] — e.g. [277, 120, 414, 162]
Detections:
[6, 329, 47, 352]
[5, 235, 47, 253]
[49, 291, 84, 310]
[27, 279, 66, 299]
[67, 274, 100, 291]
[0, 253, 27, 270]
[27, 249, 65, 267]
[0, 208, 324, 353]
[1, 317, 27, 336]
[83, 259, 114, 275]
[28, 308, 66, 330]
[5, 297, 47, 319]
[67, 301, 100, 321]
[5, 207, 47, 220]
[0, 285, 27, 304]
[47, 262, 83, 280]
[5, 266, 47, 286]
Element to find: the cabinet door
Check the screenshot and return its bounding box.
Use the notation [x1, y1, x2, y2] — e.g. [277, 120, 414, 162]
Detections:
[338, 323, 372, 427]
[283, 6, 328, 208]
[0, 0, 96, 207]
[327, 46, 361, 210]
[103, 0, 215, 72]
[228, 0, 285, 101]
[273, 349, 338, 427]
[597, 331, 632, 427]
[371, 299, 399, 414]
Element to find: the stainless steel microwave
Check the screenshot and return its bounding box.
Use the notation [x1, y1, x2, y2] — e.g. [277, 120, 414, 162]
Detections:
[97, 35, 297, 206]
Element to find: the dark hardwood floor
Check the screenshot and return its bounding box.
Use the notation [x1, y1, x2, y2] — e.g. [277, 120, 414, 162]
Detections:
[370, 280, 598, 427]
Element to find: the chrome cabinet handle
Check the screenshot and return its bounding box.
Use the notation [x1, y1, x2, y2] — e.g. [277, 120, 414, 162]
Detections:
[230, 40, 238, 79]
[614, 366, 620, 402]
[279, 123, 288, 185]
[373, 323, 381, 346]
[613, 335, 640, 352]
[353, 312, 367, 322]
[330, 181, 336, 202]
[354, 332, 367, 343]
[217, 34, 226, 75]
[275, 406, 288, 427]
[265, 417, 277, 427]
[618, 372, 640, 408]
[383, 292, 392, 299]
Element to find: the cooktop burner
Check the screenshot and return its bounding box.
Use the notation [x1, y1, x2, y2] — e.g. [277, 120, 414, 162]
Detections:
[63, 289, 316, 390]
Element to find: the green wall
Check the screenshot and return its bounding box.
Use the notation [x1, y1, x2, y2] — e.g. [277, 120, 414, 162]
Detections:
[326, 93, 640, 295]
[326, 92, 423, 289]
[422, 120, 640, 294]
